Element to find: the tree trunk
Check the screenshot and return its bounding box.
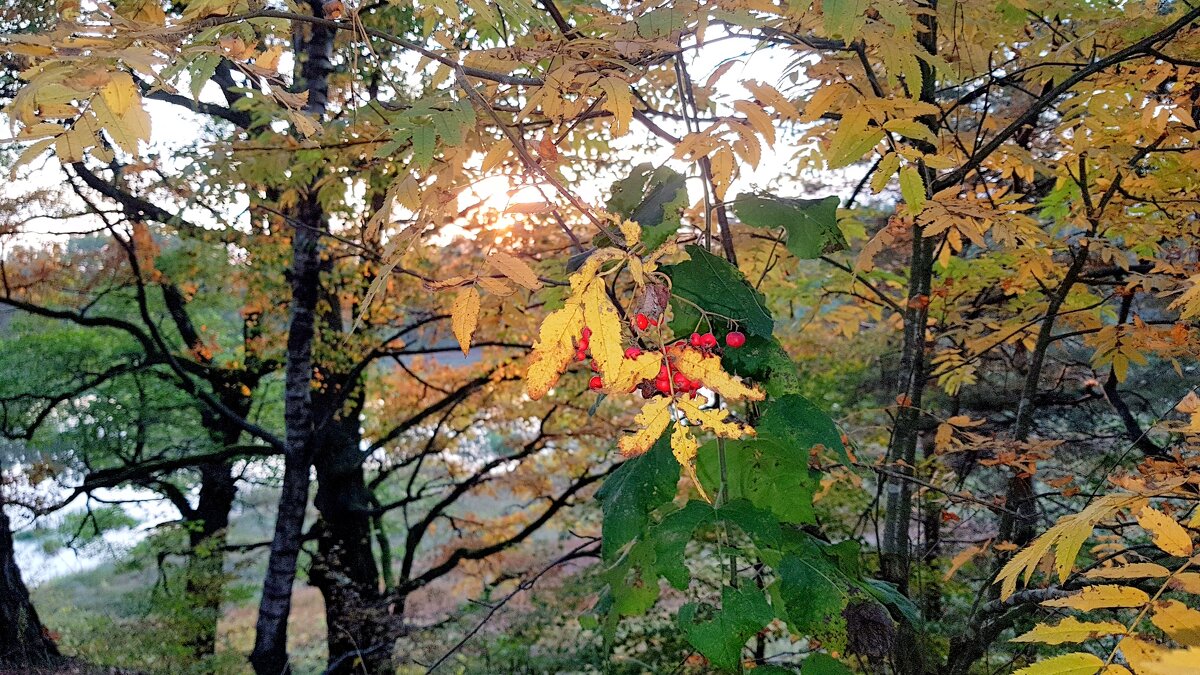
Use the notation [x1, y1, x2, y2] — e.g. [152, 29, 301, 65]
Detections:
[249, 3, 335, 672]
[308, 383, 393, 673]
[0, 505, 60, 668]
[184, 460, 238, 661]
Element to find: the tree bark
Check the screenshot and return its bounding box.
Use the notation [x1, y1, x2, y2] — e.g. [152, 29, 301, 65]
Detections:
[184, 460, 238, 661]
[249, 3, 335, 672]
[0, 504, 60, 668]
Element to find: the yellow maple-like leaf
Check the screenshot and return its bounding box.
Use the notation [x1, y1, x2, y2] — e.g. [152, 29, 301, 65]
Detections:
[618, 396, 672, 457]
[451, 286, 481, 356]
[525, 295, 585, 400]
[1137, 505, 1194, 557]
[670, 345, 764, 402]
[1084, 562, 1171, 580]
[676, 397, 754, 439]
[1012, 653, 1103, 675]
[1011, 617, 1127, 645]
[1150, 599, 1200, 647]
[582, 278, 624, 377]
[671, 423, 710, 502]
[1041, 585, 1150, 611]
[487, 251, 543, 291]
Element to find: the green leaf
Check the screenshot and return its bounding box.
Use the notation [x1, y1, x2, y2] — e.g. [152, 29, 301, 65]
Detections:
[758, 394, 850, 466]
[778, 547, 854, 643]
[899, 166, 926, 215]
[733, 193, 844, 259]
[679, 584, 774, 672]
[595, 433, 678, 560]
[665, 245, 774, 339]
[863, 578, 923, 628]
[822, 0, 868, 39]
[801, 653, 855, 674]
[696, 438, 819, 526]
[410, 125, 436, 169]
[722, 335, 804, 397]
[607, 163, 687, 250]
[650, 500, 714, 589]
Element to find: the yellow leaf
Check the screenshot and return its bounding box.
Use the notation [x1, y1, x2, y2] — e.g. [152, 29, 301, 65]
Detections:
[602, 352, 661, 394]
[1012, 653, 1103, 675]
[618, 219, 641, 248]
[995, 494, 1136, 600]
[488, 251, 543, 291]
[618, 396, 672, 457]
[478, 276, 515, 297]
[676, 397, 754, 439]
[671, 423, 710, 502]
[1120, 636, 1175, 675]
[1011, 617, 1127, 645]
[451, 286, 481, 356]
[599, 77, 632, 136]
[525, 294, 586, 400]
[99, 71, 138, 116]
[1169, 572, 1200, 594]
[826, 105, 884, 169]
[899, 165, 926, 216]
[943, 543, 985, 581]
[1137, 505, 1194, 557]
[883, 118, 938, 145]
[1134, 646, 1200, 674]
[582, 277, 625, 376]
[1084, 562, 1171, 580]
[669, 345, 764, 402]
[1150, 599, 1200, 647]
[1041, 585, 1150, 611]
[12, 137, 56, 173]
[734, 100, 775, 146]
[423, 276, 473, 291]
[871, 152, 900, 193]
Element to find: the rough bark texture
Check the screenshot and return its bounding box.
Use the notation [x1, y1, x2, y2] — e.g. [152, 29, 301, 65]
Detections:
[250, 5, 335, 672]
[309, 392, 393, 674]
[0, 506, 60, 668]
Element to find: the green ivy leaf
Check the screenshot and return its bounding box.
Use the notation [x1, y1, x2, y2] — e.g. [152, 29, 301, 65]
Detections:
[665, 245, 774, 339]
[679, 584, 774, 672]
[733, 193, 845, 259]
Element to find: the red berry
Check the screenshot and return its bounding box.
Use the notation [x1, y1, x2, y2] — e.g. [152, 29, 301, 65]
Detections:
[673, 371, 689, 387]
[590, 360, 601, 372]
[624, 347, 642, 359]
[689, 332, 702, 347]
[575, 350, 587, 361]
[581, 326, 592, 339]
[648, 316, 659, 327]
[655, 376, 671, 393]
[725, 331, 746, 348]
[700, 332, 718, 349]
[658, 364, 670, 379]
[589, 375, 603, 390]
[635, 313, 650, 331]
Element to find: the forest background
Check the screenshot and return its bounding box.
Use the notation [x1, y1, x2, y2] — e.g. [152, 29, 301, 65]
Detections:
[1, 0, 1200, 673]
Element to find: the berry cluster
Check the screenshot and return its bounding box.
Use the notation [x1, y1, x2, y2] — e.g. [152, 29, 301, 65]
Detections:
[580, 316, 747, 394]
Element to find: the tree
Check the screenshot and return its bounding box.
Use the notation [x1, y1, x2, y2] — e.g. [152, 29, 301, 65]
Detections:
[4, 0, 1200, 673]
